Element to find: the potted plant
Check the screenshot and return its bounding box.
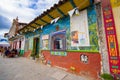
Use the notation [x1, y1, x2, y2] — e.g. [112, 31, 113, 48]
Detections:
[101, 73, 114, 80]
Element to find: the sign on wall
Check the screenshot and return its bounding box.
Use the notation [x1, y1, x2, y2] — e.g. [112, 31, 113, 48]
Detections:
[42, 35, 49, 50]
[51, 51, 67, 56]
[70, 9, 90, 47]
[42, 35, 49, 40]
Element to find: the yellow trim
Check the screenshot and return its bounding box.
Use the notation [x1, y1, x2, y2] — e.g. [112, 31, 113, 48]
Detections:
[31, 24, 37, 27]
[42, 15, 52, 22]
[59, 2, 73, 15]
[49, 9, 62, 18]
[74, 0, 90, 10]
[36, 20, 46, 26]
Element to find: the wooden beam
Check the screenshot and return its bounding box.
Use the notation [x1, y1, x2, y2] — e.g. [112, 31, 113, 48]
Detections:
[34, 23, 41, 26]
[39, 18, 48, 24]
[56, 8, 65, 16]
[47, 14, 54, 19]
[69, 0, 77, 8]
[30, 25, 37, 29]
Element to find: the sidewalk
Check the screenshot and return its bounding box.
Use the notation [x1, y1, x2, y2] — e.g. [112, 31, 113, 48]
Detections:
[0, 56, 93, 80]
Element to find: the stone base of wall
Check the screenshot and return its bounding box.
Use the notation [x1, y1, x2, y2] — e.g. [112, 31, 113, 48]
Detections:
[42, 50, 101, 79]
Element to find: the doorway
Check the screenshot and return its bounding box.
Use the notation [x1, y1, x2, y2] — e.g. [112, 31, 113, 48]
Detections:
[33, 37, 39, 55]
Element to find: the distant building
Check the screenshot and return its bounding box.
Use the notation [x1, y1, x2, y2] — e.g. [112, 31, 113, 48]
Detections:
[8, 17, 27, 55]
[9, 17, 27, 38]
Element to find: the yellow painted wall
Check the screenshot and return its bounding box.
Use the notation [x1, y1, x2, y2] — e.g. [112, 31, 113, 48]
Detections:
[110, 0, 120, 54]
[110, 0, 120, 8]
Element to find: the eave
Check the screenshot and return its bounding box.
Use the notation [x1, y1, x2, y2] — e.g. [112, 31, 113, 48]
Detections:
[18, 0, 92, 33]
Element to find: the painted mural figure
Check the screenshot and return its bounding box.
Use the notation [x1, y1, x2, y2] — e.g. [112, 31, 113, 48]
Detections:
[71, 31, 79, 44]
[80, 54, 88, 63]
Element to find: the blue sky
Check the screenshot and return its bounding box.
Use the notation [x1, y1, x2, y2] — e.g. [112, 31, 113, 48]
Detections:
[0, 0, 59, 37]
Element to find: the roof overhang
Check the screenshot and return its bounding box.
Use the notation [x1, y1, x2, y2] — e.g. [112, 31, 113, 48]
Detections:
[19, 0, 92, 33]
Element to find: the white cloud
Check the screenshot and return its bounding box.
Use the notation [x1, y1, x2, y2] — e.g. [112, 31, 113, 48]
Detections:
[0, 0, 59, 22]
[0, 29, 9, 36]
[0, 0, 59, 37]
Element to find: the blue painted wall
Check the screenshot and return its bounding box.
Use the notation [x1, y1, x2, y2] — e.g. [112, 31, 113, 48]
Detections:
[41, 16, 70, 35]
[25, 5, 99, 52]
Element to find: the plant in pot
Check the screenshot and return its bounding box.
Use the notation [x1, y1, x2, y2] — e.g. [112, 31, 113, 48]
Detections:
[101, 73, 114, 80]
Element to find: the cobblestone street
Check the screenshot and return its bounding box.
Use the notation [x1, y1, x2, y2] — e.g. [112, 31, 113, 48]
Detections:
[0, 56, 91, 80]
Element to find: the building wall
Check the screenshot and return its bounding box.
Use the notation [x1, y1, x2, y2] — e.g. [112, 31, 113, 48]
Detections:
[9, 18, 18, 38]
[23, 4, 101, 78]
[40, 5, 101, 79]
[41, 5, 99, 52]
[9, 24, 16, 38]
[19, 36, 25, 56]
[42, 50, 101, 79]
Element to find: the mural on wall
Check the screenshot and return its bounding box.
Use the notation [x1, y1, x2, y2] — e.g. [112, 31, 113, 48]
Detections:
[70, 5, 99, 51]
[24, 6, 99, 55]
[40, 6, 98, 52]
[70, 10, 90, 47]
[110, 0, 120, 55]
[87, 6, 98, 51]
[102, 0, 120, 74]
[41, 16, 70, 51]
[25, 28, 42, 38]
[80, 54, 88, 63]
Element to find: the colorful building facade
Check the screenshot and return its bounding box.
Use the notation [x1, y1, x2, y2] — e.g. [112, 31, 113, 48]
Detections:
[8, 0, 120, 79]
[19, 0, 102, 79]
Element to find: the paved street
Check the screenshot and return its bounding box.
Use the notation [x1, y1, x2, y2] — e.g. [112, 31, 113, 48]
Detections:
[0, 56, 91, 80]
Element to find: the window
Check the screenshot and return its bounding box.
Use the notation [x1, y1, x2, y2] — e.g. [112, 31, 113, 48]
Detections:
[54, 38, 62, 49]
[51, 30, 66, 51]
[42, 35, 49, 50]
